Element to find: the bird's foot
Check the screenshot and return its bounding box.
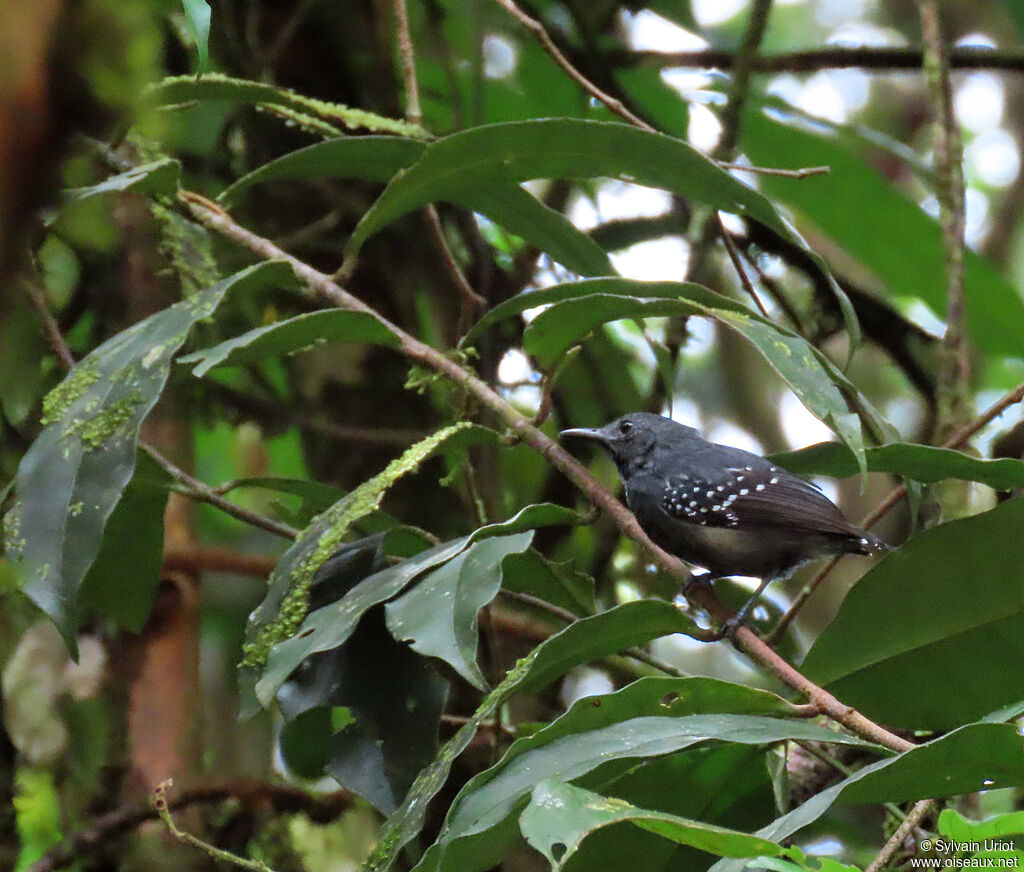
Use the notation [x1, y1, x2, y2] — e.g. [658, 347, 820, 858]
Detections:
[681, 571, 714, 598]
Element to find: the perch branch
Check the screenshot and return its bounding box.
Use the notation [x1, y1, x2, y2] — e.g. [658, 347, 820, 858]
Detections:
[180, 190, 915, 754]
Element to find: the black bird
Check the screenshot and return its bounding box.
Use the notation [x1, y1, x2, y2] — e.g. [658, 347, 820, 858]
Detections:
[561, 412, 886, 628]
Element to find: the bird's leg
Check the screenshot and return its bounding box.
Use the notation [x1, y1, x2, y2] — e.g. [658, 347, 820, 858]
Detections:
[718, 574, 776, 639]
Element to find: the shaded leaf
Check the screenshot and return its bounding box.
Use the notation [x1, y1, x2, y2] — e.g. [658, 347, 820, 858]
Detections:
[63, 159, 181, 203]
[275, 536, 450, 813]
[220, 136, 614, 277]
[500, 549, 595, 617]
[418, 713, 869, 872]
[364, 603, 708, 872]
[386, 532, 535, 690]
[3, 261, 296, 652]
[520, 779, 782, 869]
[181, 309, 402, 377]
[78, 451, 170, 631]
[252, 503, 577, 706]
[772, 441, 1024, 491]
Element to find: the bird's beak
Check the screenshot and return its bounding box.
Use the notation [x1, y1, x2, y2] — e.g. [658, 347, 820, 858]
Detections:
[559, 427, 608, 443]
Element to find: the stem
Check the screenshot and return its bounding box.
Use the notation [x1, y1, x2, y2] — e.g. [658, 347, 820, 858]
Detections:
[920, 1, 970, 452]
[619, 46, 1024, 74]
[491, 0, 655, 131]
[181, 191, 915, 755]
[865, 798, 936, 872]
[143, 444, 299, 540]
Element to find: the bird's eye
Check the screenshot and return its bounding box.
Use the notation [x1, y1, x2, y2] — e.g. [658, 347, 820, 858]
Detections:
[619, 420, 634, 435]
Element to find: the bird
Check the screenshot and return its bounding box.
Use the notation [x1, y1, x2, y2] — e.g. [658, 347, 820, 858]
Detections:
[560, 412, 887, 631]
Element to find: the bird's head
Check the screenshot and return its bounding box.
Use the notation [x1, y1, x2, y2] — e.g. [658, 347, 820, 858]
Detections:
[560, 412, 698, 468]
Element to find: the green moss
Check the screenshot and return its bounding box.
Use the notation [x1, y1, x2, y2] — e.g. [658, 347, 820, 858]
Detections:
[241, 422, 474, 668]
[40, 362, 100, 425]
[62, 392, 144, 450]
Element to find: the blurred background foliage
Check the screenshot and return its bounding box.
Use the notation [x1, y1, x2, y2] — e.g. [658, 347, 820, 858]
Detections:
[3, 0, 1024, 870]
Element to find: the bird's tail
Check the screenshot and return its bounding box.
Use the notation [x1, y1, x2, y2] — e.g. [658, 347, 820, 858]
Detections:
[845, 528, 889, 556]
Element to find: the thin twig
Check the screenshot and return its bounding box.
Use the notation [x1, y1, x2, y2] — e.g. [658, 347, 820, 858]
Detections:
[717, 162, 830, 178]
[717, 0, 774, 157]
[392, 0, 484, 321]
[618, 46, 1024, 74]
[499, 589, 692, 674]
[21, 279, 76, 371]
[392, 0, 422, 126]
[717, 212, 771, 318]
[163, 545, 278, 578]
[921, 1, 970, 450]
[142, 444, 299, 540]
[29, 780, 353, 872]
[491, 0, 654, 131]
[181, 190, 916, 754]
[424, 206, 486, 310]
[769, 376, 1024, 642]
[153, 781, 277, 872]
[865, 798, 936, 872]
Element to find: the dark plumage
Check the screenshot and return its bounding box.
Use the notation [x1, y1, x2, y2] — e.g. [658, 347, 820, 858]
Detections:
[561, 412, 886, 626]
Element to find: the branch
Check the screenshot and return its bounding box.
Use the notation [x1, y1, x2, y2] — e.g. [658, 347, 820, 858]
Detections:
[618, 45, 1024, 74]
[180, 190, 915, 754]
[152, 781, 276, 872]
[142, 444, 299, 540]
[491, 0, 654, 131]
[716, 0, 773, 157]
[865, 798, 936, 872]
[28, 780, 353, 872]
[921, 1, 971, 452]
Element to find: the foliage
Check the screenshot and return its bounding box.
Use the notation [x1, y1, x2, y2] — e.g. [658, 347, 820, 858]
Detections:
[3, 1, 1024, 872]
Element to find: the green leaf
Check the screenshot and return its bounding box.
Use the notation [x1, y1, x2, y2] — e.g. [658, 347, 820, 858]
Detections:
[3, 261, 296, 652]
[772, 441, 1024, 490]
[78, 451, 170, 631]
[800, 499, 1024, 730]
[443, 716, 870, 845]
[150, 73, 426, 138]
[385, 532, 535, 690]
[220, 136, 614, 277]
[180, 309, 402, 376]
[251, 503, 576, 706]
[363, 605, 708, 872]
[0, 291, 49, 426]
[711, 723, 1024, 872]
[180, 0, 211, 73]
[520, 779, 782, 869]
[470, 278, 868, 469]
[346, 118, 814, 264]
[938, 808, 1024, 843]
[220, 137, 427, 202]
[63, 159, 181, 204]
[741, 105, 1024, 358]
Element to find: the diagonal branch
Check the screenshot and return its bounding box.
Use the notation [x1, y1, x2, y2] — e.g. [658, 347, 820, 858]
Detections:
[179, 189, 914, 754]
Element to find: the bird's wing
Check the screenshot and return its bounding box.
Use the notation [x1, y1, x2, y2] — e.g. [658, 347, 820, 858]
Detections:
[660, 464, 859, 538]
